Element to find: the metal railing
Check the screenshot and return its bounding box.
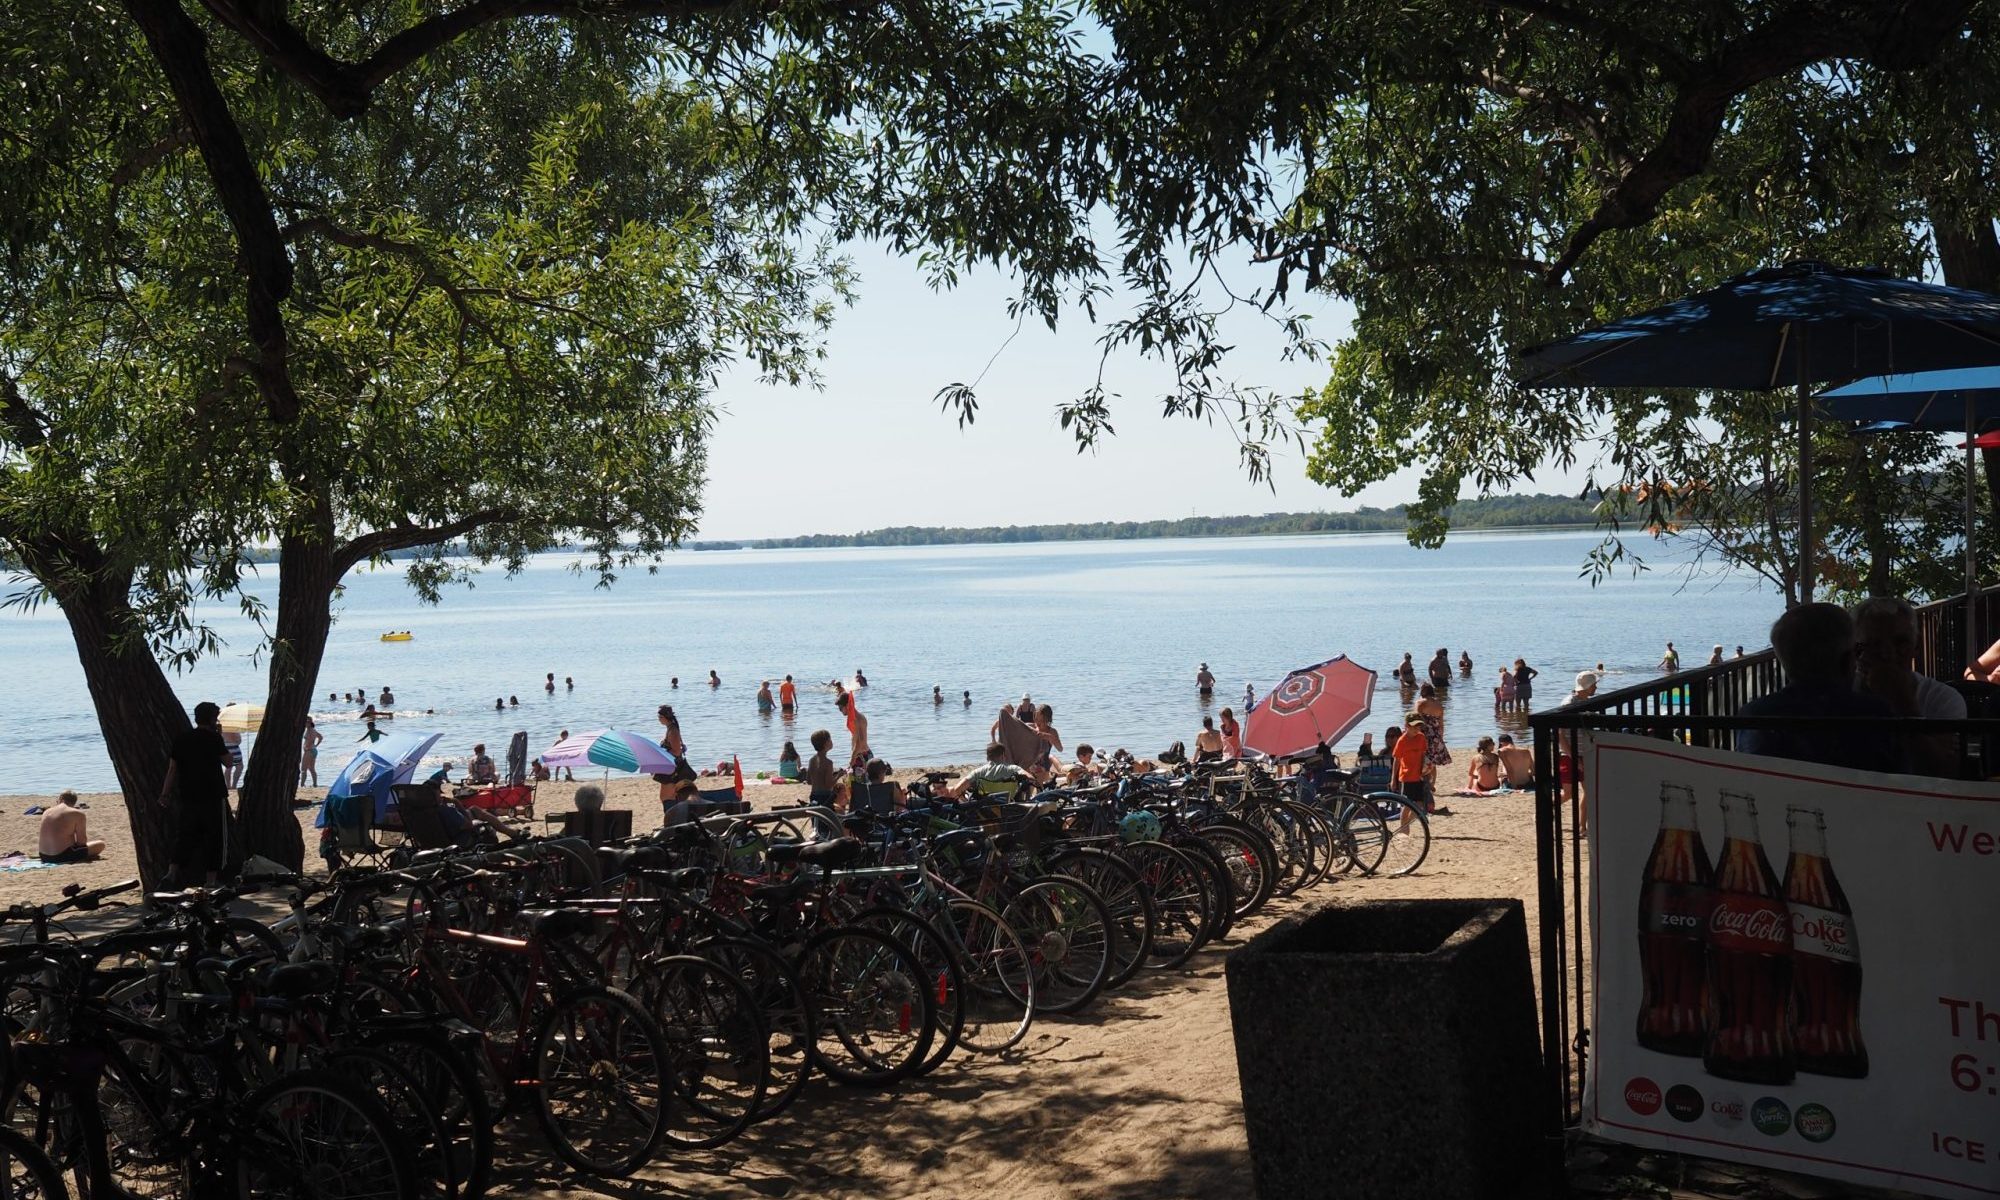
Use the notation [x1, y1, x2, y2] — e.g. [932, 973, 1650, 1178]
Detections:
[1526, 616, 2000, 1178]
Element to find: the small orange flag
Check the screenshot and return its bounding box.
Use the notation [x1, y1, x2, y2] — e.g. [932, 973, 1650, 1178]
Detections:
[733, 755, 745, 798]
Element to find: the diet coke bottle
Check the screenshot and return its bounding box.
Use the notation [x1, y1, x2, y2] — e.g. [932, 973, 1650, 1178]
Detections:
[1636, 782, 1712, 1056]
[1784, 806, 1868, 1077]
[1703, 789, 1795, 1084]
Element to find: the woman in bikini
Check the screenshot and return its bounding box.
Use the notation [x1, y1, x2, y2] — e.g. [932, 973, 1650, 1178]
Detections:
[1217, 707, 1243, 759]
[1031, 703, 1064, 782]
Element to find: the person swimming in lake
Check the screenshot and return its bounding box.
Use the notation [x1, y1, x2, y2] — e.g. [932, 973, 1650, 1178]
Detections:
[757, 681, 775, 712]
[855, 668, 868, 687]
[507, 695, 519, 707]
[962, 690, 971, 707]
[1458, 650, 1473, 677]
[494, 698, 504, 711]
[933, 686, 944, 705]
[545, 672, 555, 694]
[708, 670, 721, 688]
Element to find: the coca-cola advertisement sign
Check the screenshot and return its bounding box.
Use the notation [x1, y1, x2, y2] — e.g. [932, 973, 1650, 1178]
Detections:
[1585, 734, 2000, 1198]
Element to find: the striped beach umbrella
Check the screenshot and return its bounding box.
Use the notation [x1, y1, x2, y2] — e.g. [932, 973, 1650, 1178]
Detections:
[539, 729, 677, 776]
[1242, 655, 1377, 759]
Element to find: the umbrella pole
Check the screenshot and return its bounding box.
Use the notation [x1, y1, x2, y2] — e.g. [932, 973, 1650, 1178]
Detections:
[1796, 329, 1814, 605]
[1969, 392, 1980, 671]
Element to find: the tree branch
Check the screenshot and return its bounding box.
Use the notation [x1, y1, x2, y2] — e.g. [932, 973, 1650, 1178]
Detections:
[1484, 1, 1693, 77]
[1470, 69, 1633, 171]
[1542, 1, 1975, 285]
[197, 0, 754, 119]
[120, 0, 301, 423]
[333, 507, 522, 575]
[0, 373, 51, 450]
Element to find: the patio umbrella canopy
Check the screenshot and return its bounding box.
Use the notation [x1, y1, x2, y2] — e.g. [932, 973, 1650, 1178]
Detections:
[1823, 367, 2000, 660]
[1242, 655, 1377, 759]
[1515, 262, 2000, 600]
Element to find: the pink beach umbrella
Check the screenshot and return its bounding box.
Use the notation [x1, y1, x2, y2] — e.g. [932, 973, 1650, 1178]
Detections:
[1241, 655, 1378, 759]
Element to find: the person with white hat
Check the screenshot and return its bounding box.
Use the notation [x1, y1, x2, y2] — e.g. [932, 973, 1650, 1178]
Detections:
[1567, 670, 1600, 707]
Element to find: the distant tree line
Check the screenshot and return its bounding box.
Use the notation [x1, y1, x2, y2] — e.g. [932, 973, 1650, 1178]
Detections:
[685, 493, 1599, 551]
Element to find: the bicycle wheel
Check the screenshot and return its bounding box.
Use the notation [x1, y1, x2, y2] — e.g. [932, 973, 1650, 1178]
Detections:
[1003, 878, 1113, 1015]
[694, 936, 812, 1121]
[1049, 849, 1156, 990]
[325, 1048, 455, 1200]
[358, 1029, 493, 1200]
[851, 908, 966, 1077]
[1198, 822, 1277, 920]
[1171, 834, 1236, 943]
[640, 954, 768, 1150]
[531, 985, 670, 1178]
[238, 1068, 418, 1200]
[797, 926, 935, 1088]
[1337, 796, 1391, 876]
[943, 899, 1034, 1054]
[1243, 805, 1307, 897]
[0, 1124, 63, 1200]
[1125, 843, 1209, 969]
[1363, 792, 1433, 877]
[1288, 801, 1341, 891]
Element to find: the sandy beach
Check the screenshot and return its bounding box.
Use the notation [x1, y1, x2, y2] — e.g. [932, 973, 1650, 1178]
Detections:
[0, 754, 1548, 1200]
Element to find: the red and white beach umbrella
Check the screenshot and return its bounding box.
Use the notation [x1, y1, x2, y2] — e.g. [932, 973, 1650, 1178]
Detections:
[1241, 655, 1377, 759]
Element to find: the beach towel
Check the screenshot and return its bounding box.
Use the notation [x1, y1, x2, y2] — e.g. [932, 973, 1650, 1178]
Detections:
[994, 710, 1046, 769]
[0, 853, 61, 872]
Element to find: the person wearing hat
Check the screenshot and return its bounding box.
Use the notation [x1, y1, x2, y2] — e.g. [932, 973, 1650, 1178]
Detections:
[158, 701, 232, 886]
[1567, 670, 1599, 706]
[1708, 644, 1725, 666]
[1195, 663, 1215, 697]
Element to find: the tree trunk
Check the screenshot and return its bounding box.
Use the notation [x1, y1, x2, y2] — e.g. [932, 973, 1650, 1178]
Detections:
[236, 524, 338, 870]
[45, 565, 189, 888]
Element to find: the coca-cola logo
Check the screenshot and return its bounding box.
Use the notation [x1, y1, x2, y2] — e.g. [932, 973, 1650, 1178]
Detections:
[1625, 1077, 1662, 1116]
[1710, 901, 1788, 947]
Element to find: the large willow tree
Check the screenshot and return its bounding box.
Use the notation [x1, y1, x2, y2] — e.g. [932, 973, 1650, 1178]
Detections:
[0, 1, 1112, 881]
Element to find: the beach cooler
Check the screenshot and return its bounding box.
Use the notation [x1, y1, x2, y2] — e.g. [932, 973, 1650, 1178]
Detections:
[688, 785, 749, 820]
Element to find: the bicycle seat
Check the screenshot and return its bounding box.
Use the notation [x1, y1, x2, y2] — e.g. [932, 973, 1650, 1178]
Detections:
[607, 845, 671, 873]
[764, 840, 806, 864]
[795, 838, 865, 868]
[332, 923, 402, 951]
[639, 867, 708, 891]
[529, 908, 596, 940]
[263, 961, 339, 999]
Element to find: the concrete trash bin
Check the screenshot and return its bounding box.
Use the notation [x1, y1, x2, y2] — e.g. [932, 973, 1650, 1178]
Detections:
[1225, 898, 1547, 1200]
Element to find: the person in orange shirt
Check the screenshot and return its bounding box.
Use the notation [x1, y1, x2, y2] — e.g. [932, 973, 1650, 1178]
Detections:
[1390, 711, 1432, 831]
[778, 675, 797, 714]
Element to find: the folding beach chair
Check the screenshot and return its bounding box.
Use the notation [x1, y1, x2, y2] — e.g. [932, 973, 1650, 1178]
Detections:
[320, 789, 389, 870]
[850, 781, 900, 816]
[389, 782, 464, 853]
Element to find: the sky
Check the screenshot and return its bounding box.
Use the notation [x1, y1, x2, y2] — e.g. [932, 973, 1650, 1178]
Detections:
[697, 240, 1592, 542]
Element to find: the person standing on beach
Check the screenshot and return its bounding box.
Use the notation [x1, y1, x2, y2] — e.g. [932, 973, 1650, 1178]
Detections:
[1415, 683, 1450, 781]
[299, 718, 323, 787]
[803, 730, 841, 806]
[779, 675, 797, 714]
[657, 704, 697, 815]
[159, 701, 231, 886]
[1390, 712, 1431, 829]
[756, 681, 775, 713]
[1427, 648, 1452, 690]
[556, 729, 575, 781]
[837, 693, 871, 771]
[1658, 642, 1680, 673]
[1218, 708, 1243, 759]
[1196, 663, 1215, 697]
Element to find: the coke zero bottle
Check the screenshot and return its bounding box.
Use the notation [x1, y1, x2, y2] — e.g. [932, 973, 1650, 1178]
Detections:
[1636, 782, 1712, 1056]
[1784, 806, 1868, 1077]
[1703, 790, 1794, 1084]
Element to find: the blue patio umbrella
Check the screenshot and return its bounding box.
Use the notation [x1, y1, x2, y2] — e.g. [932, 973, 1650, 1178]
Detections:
[1823, 367, 2000, 659]
[1516, 262, 2000, 601]
[322, 730, 443, 825]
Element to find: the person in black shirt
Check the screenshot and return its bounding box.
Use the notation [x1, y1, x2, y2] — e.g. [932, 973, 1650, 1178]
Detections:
[157, 701, 231, 885]
[1737, 604, 1900, 774]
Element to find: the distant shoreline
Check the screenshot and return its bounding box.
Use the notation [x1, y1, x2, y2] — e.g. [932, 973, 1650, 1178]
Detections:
[687, 493, 1601, 551]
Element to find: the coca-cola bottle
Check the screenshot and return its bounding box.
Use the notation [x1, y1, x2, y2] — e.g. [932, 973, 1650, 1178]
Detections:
[1784, 806, 1868, 1077]
[1636, 782, 1712, 1056]
[1703, 790, 1795, 1084]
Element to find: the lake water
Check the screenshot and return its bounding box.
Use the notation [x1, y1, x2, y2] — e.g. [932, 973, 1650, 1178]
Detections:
[0, 530, 1781, 795]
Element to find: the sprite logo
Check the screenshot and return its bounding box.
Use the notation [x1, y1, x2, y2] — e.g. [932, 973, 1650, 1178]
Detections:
[1751, 1097, 1791, 1137]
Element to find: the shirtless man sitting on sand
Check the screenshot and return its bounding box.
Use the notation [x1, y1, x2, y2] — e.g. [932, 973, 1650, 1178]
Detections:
[1495, 735, 1535, 788]
[39, 791, 105, 863]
